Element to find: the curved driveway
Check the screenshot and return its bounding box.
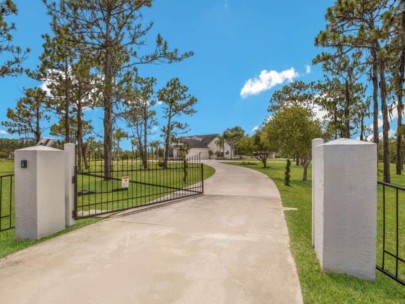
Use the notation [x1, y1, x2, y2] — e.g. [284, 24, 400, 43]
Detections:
[0, 160, 302, 304]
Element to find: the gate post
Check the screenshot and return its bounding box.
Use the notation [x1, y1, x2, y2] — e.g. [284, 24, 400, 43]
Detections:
[312, 138, 323, 247]
[313, 138, 377, 280]
[64, 143, 75, 226]
[15, 146, 66, 240]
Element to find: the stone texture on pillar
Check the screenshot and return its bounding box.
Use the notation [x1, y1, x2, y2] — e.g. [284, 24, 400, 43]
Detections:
[313, 138, 376, 280]
[64, 143, 75, 227]
[15, 146, 66, 240]
[312, 138, 324, 247]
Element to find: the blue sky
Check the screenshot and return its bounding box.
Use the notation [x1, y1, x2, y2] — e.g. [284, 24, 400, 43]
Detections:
[0, 0, 336, 145]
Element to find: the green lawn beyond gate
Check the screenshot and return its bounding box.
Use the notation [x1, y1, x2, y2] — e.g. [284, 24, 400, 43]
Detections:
[75, 159, 212, 217]
[0, 160, 215, 258]
[0, 161, 14, 231]
[227, 159, 405, 303]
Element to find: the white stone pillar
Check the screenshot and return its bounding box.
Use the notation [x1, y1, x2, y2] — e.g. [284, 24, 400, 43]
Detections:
[64, 143, 75, 227]
[312, 138, 323, 247]
[15, 146, 66, 240]
[314, 138, 377, 280]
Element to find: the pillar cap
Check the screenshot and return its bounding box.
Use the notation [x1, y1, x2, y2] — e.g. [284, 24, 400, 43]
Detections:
[323, 138, 374, 146]
[16, 146, 62, 152]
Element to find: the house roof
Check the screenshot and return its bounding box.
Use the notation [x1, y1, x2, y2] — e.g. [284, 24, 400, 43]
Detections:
[179, 134, 219, 149]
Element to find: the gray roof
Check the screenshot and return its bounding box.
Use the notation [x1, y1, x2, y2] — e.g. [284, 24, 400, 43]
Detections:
[179, 134, 219, 149]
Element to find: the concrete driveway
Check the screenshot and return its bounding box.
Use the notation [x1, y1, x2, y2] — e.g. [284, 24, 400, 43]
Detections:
[0, 160, 303, 304]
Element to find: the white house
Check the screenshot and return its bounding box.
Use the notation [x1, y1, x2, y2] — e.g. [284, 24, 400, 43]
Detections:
[172, 134, 235, 160]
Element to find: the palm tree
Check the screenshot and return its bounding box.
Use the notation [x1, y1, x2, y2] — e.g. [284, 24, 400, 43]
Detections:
[150, 140, 162, 159]
[215, 135, 225, 158]
[113, 128, 128, 159]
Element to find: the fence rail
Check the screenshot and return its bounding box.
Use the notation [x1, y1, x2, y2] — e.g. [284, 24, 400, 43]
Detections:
[74, 154, 204, 219]
[0, 174, 14, 232]
[377, 181, 405, 286]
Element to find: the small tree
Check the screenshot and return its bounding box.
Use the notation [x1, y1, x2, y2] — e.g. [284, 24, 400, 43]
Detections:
[264, 106, 322, 181]
[158, 78, 197, 169]
[178, 143, 191, 182]
[251, 130, 273, 168]
[2, 88, 50, 142]
[284, 159, 291, 186]
[123, 77, 158, 169]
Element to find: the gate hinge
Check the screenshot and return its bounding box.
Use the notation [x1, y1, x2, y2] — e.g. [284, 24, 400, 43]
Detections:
[72, 176, 76, 184]
[72, 210, 75, 218]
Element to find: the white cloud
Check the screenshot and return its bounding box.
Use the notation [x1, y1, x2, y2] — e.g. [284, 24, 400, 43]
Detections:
[151, 126, 158, 134]
[252, 125, 259, 133]
[312, 104, 328, 122]
[240, 67, 299, 98]
[305, 65, 311, 74]
[0, 130, 8, 135]
[40, 79, 53, 97]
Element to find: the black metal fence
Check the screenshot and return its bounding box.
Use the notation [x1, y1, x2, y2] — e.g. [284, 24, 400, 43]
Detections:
[74, 153, 204, 219]
[377, 181, 405, 286]
[0, 174, 14, 232]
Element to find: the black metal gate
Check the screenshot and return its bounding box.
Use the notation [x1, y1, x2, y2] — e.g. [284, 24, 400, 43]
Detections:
[74, 154, 204, 219]
[377, 181, 405, 286]
[0, 174, 14, 232]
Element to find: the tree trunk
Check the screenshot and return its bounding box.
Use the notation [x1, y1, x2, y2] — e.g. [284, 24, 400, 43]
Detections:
[295, 154, 299, 166]
[163, 110, 172, 169]
[77, 100, 83, 170]
[262, 155, 267, 168]
[302, 160, 310, 181]
[360, 113, 365, 141]
[334, 106, 338, 139]
[35, 103, 41, 143]
[379, 56, 391, 183]
[64, 60, 70, 143]
[164, 137, 170, 169]
[344, 78, 351, 138]
[396, 48, 405, 175]
[82, 143, 89, 170]
[371, 50, 379, 145]
[143, 113, 148, 169]
[103, 13, 113, 179]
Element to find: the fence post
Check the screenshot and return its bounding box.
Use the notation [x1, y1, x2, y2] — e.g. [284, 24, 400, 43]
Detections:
[313, 138, 377, 280]
[312, 138, 324, 247]
[64, 143, 75, 227]
[15, 146, 65, 240]
[201, 162, 204, 193]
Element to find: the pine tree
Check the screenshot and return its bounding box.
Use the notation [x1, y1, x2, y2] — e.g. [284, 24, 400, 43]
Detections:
[0, 0, 29, 78]
[122, 77, 158, 169]
[2, 88, 50, 141]
[158, 78, 197, 169]
[43, 0, 193, 178]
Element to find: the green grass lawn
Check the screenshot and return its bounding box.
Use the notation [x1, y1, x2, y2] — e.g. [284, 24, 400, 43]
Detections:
[75, 160, 214, 216]
[0, 160, 215, 258]
[226, 158, 405, 303]
[0, 160, 13, 175]
[0, 160, 14, 231]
